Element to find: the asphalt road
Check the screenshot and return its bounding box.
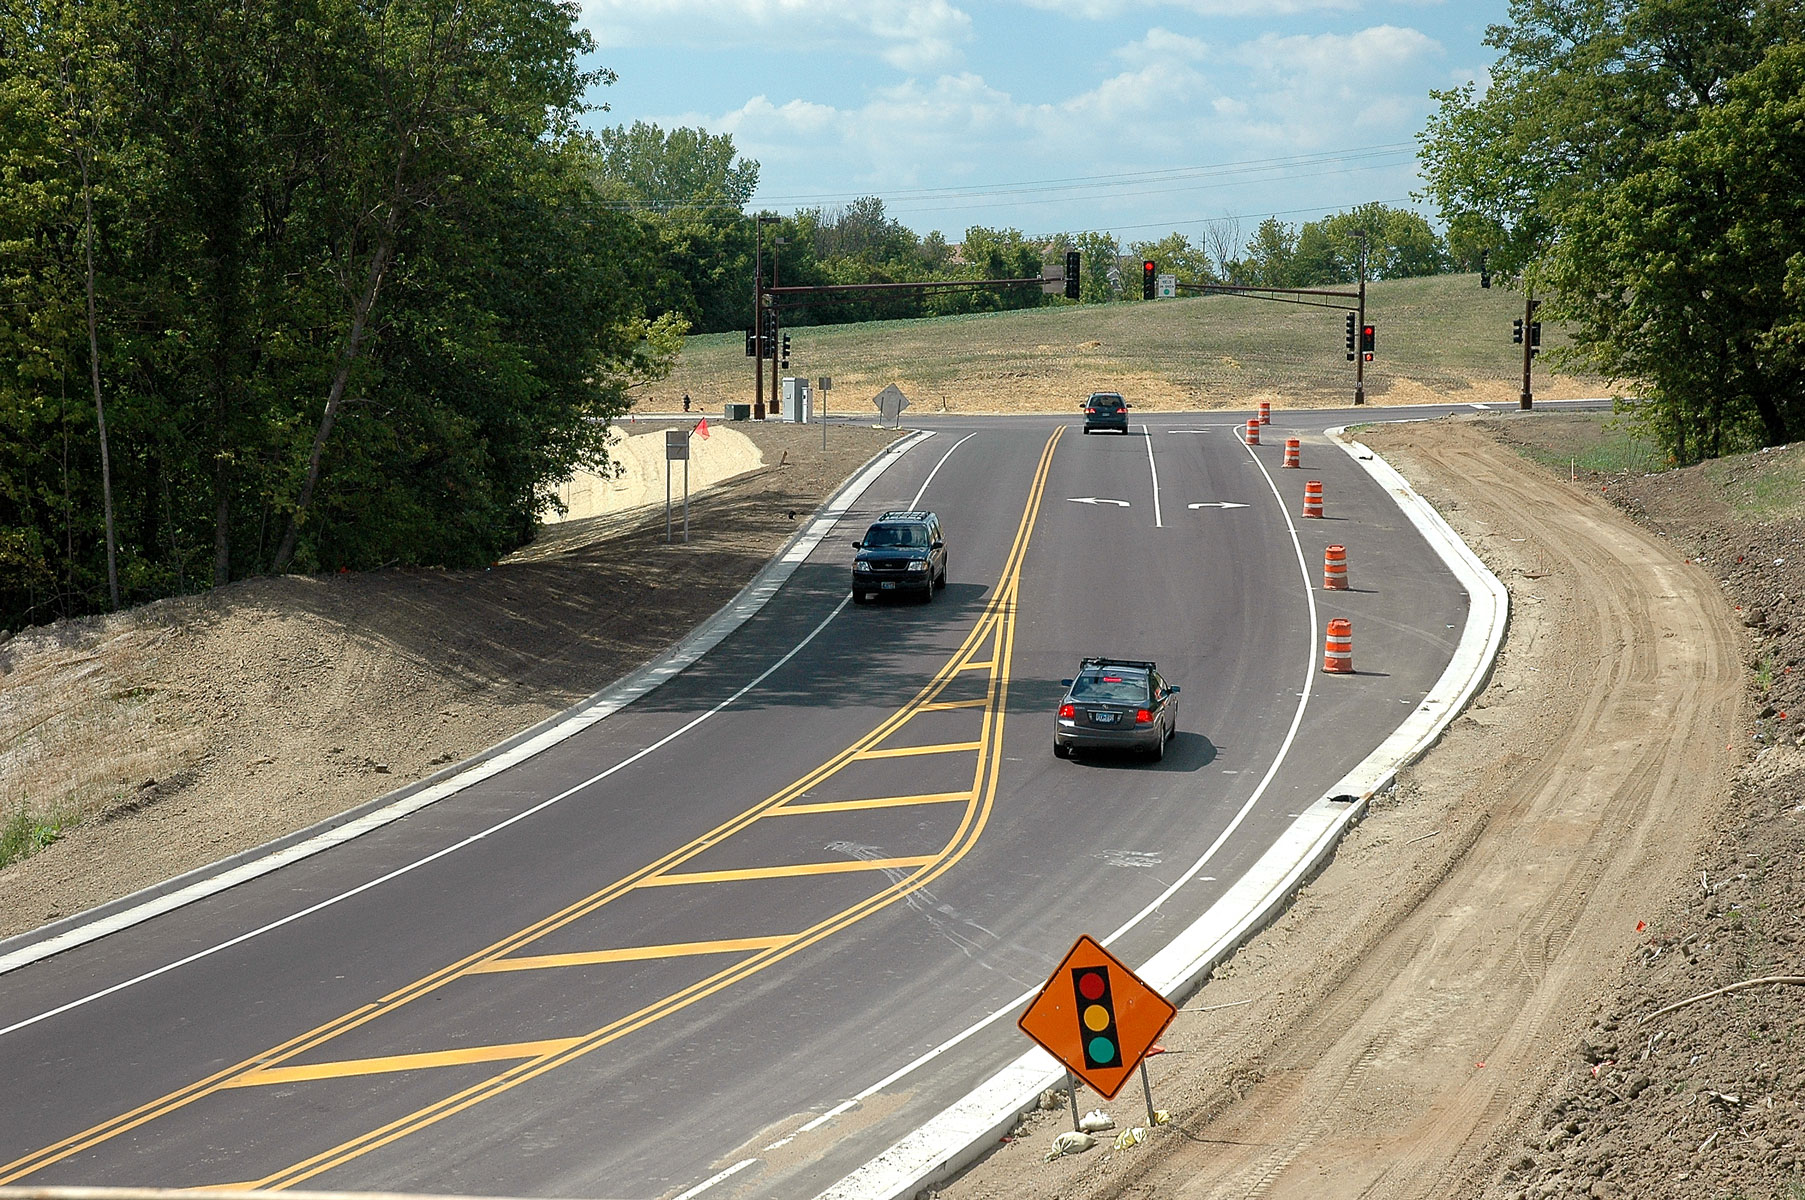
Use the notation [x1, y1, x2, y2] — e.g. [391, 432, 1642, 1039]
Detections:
[0, 403, 1524, 1200]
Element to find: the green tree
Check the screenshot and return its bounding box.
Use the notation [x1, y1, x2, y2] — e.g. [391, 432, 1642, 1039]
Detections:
[1241, 218, 1297, 287]
[1419, 0, 1805, 460]
[594, 121, 758, 212]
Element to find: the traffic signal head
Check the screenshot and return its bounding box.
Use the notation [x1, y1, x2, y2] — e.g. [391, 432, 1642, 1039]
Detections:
[745, 327, 758, 358]
[1361, 324, 1375, 353]
[1072, 965, 1121, 1070]
[1142, 261, 1157, 300]
[1479, 249, 1491, 289]
[1065, 250, 1080, 300]
[780, 332, 791, 368]
[1345, 312, 1357, 360]
[1512, 319, 1524, 344]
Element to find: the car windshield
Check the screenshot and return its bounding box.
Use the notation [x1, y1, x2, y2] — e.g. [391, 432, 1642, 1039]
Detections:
[1071, 672, 1148, 703]
[864, 525, 928, 549]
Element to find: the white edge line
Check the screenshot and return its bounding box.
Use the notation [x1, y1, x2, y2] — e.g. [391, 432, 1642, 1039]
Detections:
[1140, 424, 1163, 528]
[0, 430, 939, 979]
[809, 422, 1509, 1200]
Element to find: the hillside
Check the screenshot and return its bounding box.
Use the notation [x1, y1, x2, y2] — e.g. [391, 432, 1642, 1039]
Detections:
[658, 273, 1608, 416]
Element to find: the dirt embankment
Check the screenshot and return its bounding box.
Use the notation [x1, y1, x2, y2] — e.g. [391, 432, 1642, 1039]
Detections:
[0, 422, 900, 936]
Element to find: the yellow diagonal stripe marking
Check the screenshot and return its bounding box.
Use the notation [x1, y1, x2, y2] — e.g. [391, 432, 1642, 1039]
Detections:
[224, 1039, 582, 1087]
[917, 697, 991, 712]
[640, 857, 935, 887]
[770, 791, 972, 816]
[468, 936, 793, 973]
[854, 740, 982, 760]
[953, 660, 996, 672]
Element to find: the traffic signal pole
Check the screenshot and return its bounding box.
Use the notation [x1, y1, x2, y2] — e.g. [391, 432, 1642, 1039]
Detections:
[1354, 233, 1367, 406]
[770, 237, 783, 417]
[1520, 288, 1537, 410]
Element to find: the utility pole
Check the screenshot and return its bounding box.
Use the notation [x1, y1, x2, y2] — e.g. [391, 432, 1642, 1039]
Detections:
[1520, 289, 1539, 410]
[1354, 230, 1367, 406]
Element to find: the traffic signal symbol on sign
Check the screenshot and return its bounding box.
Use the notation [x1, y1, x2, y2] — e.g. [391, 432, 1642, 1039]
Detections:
[1018, 934, 1177, 1099]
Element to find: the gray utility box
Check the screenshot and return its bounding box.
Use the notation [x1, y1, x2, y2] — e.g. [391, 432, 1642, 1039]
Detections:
[724, 403, 751, 421]
[781, 376, 812, 423]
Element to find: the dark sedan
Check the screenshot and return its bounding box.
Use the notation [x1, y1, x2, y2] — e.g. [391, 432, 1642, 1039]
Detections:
[1053, 658, 1180, 761]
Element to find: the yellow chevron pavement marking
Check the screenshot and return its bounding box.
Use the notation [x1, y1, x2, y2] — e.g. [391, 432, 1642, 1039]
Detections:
[852, 740, 982, 760]
[224, 1040, 582, 1087]
[640, 857, 936, 887]
[770, 791, 972, 816]
[468, 936, 793, 973]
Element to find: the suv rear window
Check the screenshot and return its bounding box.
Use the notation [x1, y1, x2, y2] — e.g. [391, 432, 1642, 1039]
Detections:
[1092, 397, 1123, 410]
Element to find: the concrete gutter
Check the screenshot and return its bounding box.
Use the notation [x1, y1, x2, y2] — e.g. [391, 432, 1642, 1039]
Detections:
[0, 431, 935, 976]
[813, 428, 1510, 1200]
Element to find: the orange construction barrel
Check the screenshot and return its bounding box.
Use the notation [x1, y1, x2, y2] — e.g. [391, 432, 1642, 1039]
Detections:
[1323, 618, 1354, 673]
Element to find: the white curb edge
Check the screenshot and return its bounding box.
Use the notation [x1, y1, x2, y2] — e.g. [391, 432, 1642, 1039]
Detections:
[0, 430, 936, 977]
[813, 426, 1510, 1200]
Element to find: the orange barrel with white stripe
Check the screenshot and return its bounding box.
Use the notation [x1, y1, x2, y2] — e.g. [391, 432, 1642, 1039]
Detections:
[1283, 438, 1301, 468]
[1302, 479, 1324, 518]
[1245, 418, 1260, 445]
[1259, 401, 1271, 425]
[1323, 618, 1354, 673]
[1324, 544, 1348, 589]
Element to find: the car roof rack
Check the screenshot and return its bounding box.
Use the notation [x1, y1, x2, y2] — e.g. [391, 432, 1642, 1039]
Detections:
[1079, 657, 1155, 671]
[877, 510, 934, 522]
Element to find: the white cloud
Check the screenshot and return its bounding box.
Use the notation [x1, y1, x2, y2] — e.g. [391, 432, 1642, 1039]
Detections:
[581, 0, 973, 72]
[1111, 26, 1211, 63]
[1017, 0, 1358, 17]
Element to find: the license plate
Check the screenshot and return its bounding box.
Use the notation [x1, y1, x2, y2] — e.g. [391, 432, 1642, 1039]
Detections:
[880, 581, 897, 590]
[1093, 712, 1118, 724]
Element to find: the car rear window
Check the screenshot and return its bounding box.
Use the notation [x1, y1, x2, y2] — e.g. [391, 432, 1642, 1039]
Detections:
[1092, 397, 1123, 410]
[1072, 673, 1147, 702]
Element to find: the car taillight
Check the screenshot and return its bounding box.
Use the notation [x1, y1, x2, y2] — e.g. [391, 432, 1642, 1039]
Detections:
[1058, 703, 1075, 719]
[1085, 408, 1095, 414]
[1135, 708, 1153, 724]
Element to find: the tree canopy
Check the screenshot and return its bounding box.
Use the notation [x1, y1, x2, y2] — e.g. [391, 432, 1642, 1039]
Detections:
[1419, 0, 1805, 460]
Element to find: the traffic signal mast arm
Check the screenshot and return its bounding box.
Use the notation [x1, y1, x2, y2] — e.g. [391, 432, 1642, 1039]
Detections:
[762, 274, 1061, 308]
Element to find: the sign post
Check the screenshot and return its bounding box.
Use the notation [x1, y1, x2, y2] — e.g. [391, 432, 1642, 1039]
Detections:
[665, 429, 690, 543]
[1018, 935, 1176, 1123]
[818, 375, 832, 450]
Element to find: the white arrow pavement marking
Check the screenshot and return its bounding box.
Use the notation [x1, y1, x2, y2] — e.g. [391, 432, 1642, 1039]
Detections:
[1188, 502, 1250, 510]
[1068, 497, 1131, 507]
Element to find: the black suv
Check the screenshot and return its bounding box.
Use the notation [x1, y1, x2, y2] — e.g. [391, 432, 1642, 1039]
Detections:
[1082, 392, 1130, 434]
[1053, 658, 1180, 761]
[851, 510, 948, 603]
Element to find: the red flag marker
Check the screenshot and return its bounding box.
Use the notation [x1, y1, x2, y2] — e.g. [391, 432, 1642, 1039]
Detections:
[694, 417, 710, 439]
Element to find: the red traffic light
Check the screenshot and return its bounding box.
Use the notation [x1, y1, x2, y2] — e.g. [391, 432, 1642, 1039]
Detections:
[1142, 260, 1157, 300]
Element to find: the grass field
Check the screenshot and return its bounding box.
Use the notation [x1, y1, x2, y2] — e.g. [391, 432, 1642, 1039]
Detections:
[653, 272, 1611, 417]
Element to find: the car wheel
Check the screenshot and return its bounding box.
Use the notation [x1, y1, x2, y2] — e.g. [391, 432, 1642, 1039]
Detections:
[1150, 733, 1165, 762]
[1053, 741, 1071, 759]
[936, 563, 948, 589]
[851, 591, 868, 605]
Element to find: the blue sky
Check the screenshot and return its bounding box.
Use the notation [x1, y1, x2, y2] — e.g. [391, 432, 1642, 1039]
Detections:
[575, 1, 1506, 244]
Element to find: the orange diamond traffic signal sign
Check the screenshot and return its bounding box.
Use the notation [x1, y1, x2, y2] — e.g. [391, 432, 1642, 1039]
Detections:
[1017, 934, 1176, 1099]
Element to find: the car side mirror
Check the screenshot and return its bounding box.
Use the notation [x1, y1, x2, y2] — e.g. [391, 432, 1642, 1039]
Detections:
[931, 540, 943, 549]
[1060, 678, 1074, 687]
[1169, 684, 1180, 694]
[851, 541, 862, 549]
[1123, 403, 1131, 409]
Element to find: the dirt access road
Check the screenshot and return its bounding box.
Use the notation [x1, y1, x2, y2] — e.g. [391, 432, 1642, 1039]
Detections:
[3, 413, 1801, 1199]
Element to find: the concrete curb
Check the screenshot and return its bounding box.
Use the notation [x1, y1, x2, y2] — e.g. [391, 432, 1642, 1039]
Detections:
[0, 431, 935, 976]
[813, 429, 1510, 1200]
